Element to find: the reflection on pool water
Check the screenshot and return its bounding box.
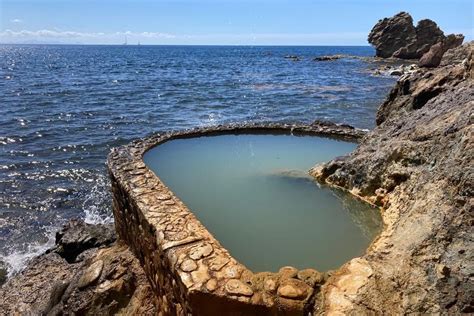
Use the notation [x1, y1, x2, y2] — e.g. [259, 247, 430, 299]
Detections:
[144, 134, 382, 272]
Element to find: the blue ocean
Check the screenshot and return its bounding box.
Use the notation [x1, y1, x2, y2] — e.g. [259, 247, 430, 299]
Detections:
[0, 45, 395, 274]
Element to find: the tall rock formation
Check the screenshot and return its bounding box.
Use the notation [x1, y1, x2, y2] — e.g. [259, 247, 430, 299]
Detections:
[368, 11, 464, 64]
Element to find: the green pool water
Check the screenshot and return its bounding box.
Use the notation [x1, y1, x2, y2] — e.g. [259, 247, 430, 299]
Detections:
[144, 134, 382, 272]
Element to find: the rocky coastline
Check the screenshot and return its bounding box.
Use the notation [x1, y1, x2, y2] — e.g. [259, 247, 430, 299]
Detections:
[0, 17, 472, 316]
[310, 41, 473, 314]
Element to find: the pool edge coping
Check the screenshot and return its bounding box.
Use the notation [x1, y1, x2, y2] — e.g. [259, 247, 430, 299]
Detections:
[107, 122, 366, 314]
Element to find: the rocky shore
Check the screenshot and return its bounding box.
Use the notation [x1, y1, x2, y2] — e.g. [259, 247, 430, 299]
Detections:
[0, 20, 472, 316]
[310, 42, 473, 314]
[0, 220, 157, 315]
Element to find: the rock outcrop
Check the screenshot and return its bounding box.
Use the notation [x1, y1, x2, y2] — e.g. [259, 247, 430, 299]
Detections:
[0, 220, 157, 315]
[311, 42, 473, 314]
[1, 40, 472, 316]
[419, 34, 466, 68]
[368, 12, 464, 62]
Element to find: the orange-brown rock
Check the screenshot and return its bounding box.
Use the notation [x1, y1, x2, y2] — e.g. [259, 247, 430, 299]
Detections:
[311, 42, 473, 314]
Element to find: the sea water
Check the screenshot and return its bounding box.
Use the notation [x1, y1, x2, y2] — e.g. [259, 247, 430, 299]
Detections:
[144, 134, 382, 272]
[0, 45, 395, 275]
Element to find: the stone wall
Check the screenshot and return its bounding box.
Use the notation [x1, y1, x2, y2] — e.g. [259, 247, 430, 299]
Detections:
[107, 122, 365, 315]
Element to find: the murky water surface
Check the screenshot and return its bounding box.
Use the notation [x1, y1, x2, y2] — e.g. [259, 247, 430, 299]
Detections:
[145, 134, 382, 272]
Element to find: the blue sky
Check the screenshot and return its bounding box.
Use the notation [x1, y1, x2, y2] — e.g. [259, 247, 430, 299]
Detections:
[0, 0, 472, 45]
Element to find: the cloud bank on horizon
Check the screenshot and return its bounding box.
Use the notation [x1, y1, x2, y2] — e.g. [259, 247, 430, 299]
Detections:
[0, 29, 375, 45]
[0, 0, 472, 45]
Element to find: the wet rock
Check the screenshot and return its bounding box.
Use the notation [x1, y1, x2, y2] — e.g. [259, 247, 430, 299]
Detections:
[311, 119, 355, 130]
[369, 63, 419, 77]
[389, 69, 403, 76]
[368, 12, 463, 60]
[313, 55, 342, 61]
[266, 169, 312, 183]
[0, 221, 156, 315]
[225, 279, 254, 296]
[54, 219, 116, 263]
[0, 260, 7, 286]
[284, 55, 301, 61]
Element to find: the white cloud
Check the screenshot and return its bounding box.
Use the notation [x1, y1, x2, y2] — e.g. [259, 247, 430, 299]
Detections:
[0, 29, 176, 44]
[0, 28, 373, 45]
[10, 19, 23, 23]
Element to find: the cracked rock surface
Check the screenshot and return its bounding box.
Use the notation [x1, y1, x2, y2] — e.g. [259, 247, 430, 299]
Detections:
[311, 42, 473, 314]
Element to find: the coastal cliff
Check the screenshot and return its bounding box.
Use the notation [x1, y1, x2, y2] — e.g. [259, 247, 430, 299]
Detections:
[311, 42, 473, 314]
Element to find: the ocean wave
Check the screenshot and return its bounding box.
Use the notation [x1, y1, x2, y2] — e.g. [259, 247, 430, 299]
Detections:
[0, 225, 56, 277]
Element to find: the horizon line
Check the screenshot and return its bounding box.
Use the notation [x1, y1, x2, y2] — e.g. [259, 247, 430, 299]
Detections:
[0, 43, 373, 47]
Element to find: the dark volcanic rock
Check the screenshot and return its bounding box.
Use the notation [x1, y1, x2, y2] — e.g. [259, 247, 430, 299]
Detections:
[53, 219, 116, 263]
[311, 119, 355, 130]
[313, 55, 342, 61]
[311, 42, 473, 314]
[368, 12, 463, 60]
[0, 261, 7, 286]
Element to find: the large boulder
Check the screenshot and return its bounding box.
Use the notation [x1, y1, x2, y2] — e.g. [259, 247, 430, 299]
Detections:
[368, 12, 463, 60]
[419, 34, 466, 68]
[418, 42, 445, 68]
[368, 12, 417, 58]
